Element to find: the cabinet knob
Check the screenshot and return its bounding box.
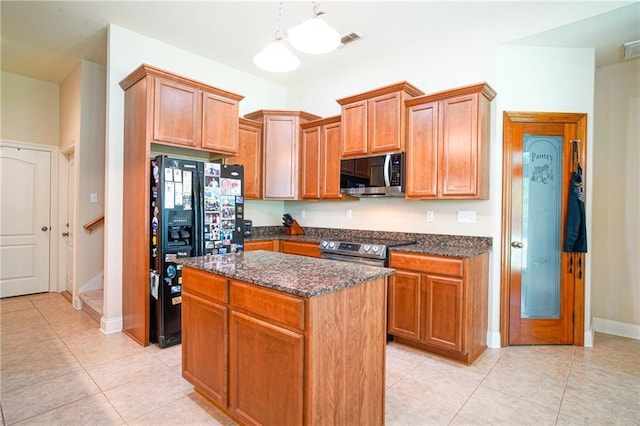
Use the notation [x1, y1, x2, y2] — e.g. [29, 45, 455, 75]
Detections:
[511, 241, 523, 248]
[41, 226, 49, 232]
[62, 232, 69, 237]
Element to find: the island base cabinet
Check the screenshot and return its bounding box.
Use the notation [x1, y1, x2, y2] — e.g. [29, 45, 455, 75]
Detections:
[181, 293, 228, 407]
[182, 264, 387, 426]
[229, 312, 304, 426]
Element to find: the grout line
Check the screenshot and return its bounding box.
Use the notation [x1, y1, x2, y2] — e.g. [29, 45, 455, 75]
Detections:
[447, 347, 509, 424]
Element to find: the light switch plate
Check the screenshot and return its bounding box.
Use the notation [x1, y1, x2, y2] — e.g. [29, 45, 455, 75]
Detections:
[90, 193, 98, 203]
[457, 211, 476, 223]
[346, 209, 352, 220]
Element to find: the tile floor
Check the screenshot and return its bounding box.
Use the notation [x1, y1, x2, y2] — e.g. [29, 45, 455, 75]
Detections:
[1, 292, 639, 425]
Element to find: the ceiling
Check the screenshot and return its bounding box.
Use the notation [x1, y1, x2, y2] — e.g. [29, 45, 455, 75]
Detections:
[1, 1, 638, 85]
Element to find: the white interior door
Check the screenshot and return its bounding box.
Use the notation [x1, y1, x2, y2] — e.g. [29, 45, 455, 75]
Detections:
[66, 152, 75, 294]
[0, 146, 51, 298]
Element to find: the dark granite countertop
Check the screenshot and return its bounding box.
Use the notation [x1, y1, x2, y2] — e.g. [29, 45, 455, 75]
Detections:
[245, 226, 492, 258]
[178, 250, 394, 298]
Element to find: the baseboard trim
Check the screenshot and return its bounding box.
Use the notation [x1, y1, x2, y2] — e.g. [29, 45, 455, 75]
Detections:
[100, 315, 123, 335]
[592, 317, 640, 340]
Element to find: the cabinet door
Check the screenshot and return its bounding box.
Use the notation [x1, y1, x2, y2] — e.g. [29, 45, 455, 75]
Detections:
[153, 78, 201, 147]
[388, 270, 421, 340]
[229, 311, 304, 426]
[422, 274, 464, 352]
[406, 100, 439, 198]
[341, 100, 368, 157]
[202, 91, 239, 155]
[439, 93, 480, 197]
[227, 119, 262, 199]
[321, 120, 342, 199]
[369, 91, 403, 154]
[263, 114, 300, 199]
[182, 293, 228, 406]
[301, 125, 321, 199]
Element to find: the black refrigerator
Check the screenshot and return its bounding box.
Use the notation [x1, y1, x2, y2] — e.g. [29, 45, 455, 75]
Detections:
[149, 155, 244, 347]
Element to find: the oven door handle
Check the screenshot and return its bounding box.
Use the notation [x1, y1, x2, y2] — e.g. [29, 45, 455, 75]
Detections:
[383, 154, 391, 187]
[320, 253, 386, 267]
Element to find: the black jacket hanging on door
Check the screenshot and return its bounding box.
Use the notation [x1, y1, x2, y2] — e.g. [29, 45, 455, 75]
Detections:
[563, 164, 587, 253]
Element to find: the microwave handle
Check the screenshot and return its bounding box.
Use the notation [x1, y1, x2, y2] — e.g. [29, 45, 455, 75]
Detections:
[383, 154, 391, 187]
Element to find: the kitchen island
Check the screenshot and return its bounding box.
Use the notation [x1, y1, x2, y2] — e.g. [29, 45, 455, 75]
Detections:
[179, 250, 394, 426]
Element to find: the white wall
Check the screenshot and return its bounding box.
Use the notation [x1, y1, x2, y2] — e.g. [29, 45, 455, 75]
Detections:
[77, 60, 106, 295]
[1, 72, 60, 146]
[591, 58, 640, 338]
[496, 46, 596, 345]
[103, 24, 289, 333]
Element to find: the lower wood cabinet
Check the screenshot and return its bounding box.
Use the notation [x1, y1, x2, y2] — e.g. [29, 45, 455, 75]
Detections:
[229, 311, 304, 425]
[244, 240, 278, 251]
[182, 265, 386, 425]
[181, 269, 229, 407]
[388, 251, 488, 364]
[280, 240, 321, 258]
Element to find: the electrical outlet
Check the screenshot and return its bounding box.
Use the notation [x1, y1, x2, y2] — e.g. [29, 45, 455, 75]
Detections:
[457, 211, 476, 223]
[426, 210, 434, 222]
[301, 210, 306, 219]
[346, 209, 352, 220]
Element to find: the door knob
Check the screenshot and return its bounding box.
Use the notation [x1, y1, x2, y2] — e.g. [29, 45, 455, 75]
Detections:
[62, 232, 69, 237]
[511, 241, 524, 248]
[41, 226, 49, 232]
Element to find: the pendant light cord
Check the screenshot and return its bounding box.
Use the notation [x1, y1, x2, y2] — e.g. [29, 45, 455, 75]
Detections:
[274, 1, 284, 40]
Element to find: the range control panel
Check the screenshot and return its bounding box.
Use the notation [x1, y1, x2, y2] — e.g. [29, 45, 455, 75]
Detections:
[319, 240, 387, 259]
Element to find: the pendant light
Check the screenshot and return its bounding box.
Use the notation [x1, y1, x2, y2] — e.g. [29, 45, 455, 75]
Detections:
[253, 1, 300, 72]
[287, 2, 340, 54]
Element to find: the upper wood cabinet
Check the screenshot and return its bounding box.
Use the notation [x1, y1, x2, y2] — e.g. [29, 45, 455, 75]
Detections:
[337, 82, 424, 157]
[120, 64, 244, 155]
[244, 110, 320, 200]
[300, 115, 342, 200]
[225, 118, 262, 199]
[405, 82, 496, 199]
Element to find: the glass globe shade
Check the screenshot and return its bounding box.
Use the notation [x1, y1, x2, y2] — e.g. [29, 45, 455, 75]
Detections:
[253, 39, 300, 72]
[288, 16, 341, 54]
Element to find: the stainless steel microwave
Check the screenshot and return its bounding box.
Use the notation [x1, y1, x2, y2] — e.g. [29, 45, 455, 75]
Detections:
[340, 153, 405, 197]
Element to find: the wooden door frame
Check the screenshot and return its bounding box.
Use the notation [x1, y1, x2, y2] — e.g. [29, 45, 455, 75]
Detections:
[500, 112, 587, 347]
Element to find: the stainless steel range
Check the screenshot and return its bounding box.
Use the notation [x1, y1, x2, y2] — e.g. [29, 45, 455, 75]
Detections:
[319, 238, 416, 267]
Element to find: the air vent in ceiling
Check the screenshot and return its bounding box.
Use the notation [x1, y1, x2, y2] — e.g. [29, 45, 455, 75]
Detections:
[340, 32, 363, 47]
[623, 40, 640, 60]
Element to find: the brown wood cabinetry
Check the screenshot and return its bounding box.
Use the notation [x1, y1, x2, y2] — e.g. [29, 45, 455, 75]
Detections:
[225, 118, 262, 199]
[388, 251, 489, 364]
[118, 64, 244, 346]
[337, 82, 424, 157]
[122, 64, 243, 154]
[280, 240, 321, 258]
[405, 82, 496, 199]
[244, 110, 320, 200]
[181, 265, 387, 425]
[300, 115, 342, 200]
[182, 268, 228, 407]
[244, 240, 277, 252]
